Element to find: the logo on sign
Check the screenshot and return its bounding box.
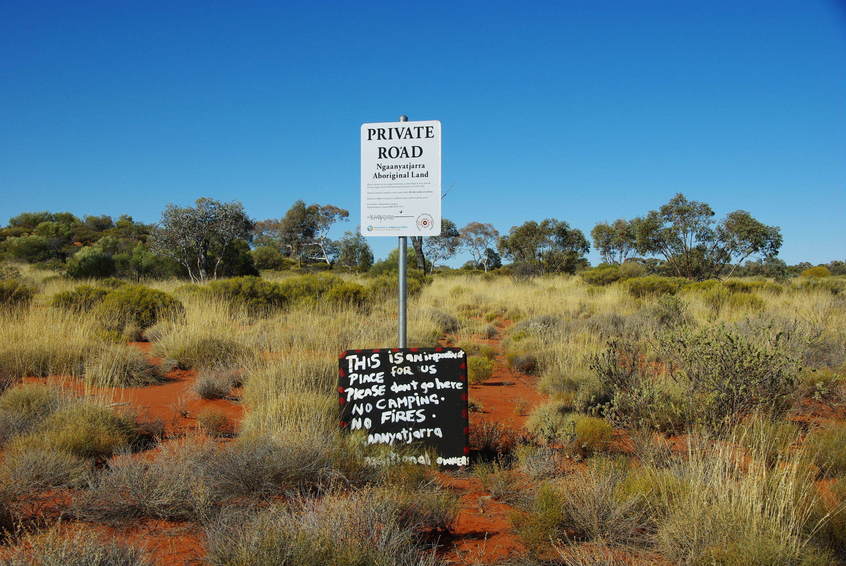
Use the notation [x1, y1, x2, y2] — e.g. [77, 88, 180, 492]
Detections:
[416, 214, 434, 231]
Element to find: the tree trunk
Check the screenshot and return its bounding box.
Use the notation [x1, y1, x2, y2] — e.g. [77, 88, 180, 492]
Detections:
[411, 236, 426, 273]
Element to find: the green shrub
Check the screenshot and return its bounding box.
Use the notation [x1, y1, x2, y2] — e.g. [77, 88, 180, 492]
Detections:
[12, 402, 137, 460]
[801, 266, 832, 278]
[569, 414, 614, 454]
[0, 264, 23, 280]
[467, 356, 494, 384]
[158, 334, 254, 370]
[625, 275, 688, 298]
[276, 274, 342, 305]
[324, 281, 369, 308]
[0, 383, 63, 445]
[251, 246, 293, 271]
[514, 460, 651, 555]
[95, 285, 184, 334]
[2, 528, 151, 566]
[798, 368, 844, 402]
[51, 285, 109, 312]
[659, 326, 799, 431]
[0, 279, 35, 310]
[206, 276, 287, 315]
[581, 264, 623, 286]
[66, 247, 116, 279]
[84, 344, 163, 387]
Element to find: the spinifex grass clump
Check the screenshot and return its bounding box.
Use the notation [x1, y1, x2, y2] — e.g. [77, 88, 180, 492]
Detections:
[0, 383, 62, 445]
[0, 306, 97, 380]
[204, 489, 447, 566]
[10, 402, 137, 460]
[84, 343, 163, 387]
[2, 527, 151, 566]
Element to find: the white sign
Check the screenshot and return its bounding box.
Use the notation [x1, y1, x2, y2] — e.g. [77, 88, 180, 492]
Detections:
[360, 120, 441, 237]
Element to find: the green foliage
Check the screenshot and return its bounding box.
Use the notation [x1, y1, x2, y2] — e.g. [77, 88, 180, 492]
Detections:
[625, 275, 688, 298]
[580, 264, 624, 286]
[207, 276, 288, 315]
[324, 281, 369, 308]
[0, 278, 35, 310]
[66, 246, 116, 278]
[251, 245, 293, 270]
[336, 231, 374, 272]
[661, 326, 798, 431]
[51, 285, 108, 312]
[468, 356, 494, 384]
[801, 266, 831, 278]
[276, 274, 343, 305]
[569, 414, 614, 454]
[95, 285, 184, 334]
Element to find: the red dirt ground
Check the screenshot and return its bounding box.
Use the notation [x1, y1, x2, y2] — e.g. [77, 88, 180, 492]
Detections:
[10, 322, 545, 565]
[441, 321, 546, 564]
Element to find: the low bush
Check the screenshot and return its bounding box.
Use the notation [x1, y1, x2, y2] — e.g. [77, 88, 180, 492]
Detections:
[509, 354, 539, 375]
[625, 275, 687, 298]
[580, 264, 624, 286]
[801, 266, 832, 278]
[84, 344, 163, 387]
[157, 334, 254, 370]
[0, 279, 35, 310]
[51, 285, 109, 312]
[467, 356, 494, 384]
[206, 276, 288, 316]
[95, 285, 184, 335]
[798, 368, 845, 402]
[428, 309, 461, 335]
[2, 528, 151, 566]
[276, 274, 343, 305]
[568, 414, 614, 455]
[324, 281, 369, 309]
[469, 421, 518, 461]
[660, 326, 799, 431]
[526, 399, 572, 445]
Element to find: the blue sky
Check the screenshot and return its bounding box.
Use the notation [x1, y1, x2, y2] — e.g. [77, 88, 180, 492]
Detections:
[1, 1, 844, 265]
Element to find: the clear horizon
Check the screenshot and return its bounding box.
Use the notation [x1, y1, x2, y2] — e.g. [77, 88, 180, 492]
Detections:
[2, 1, 844, 266]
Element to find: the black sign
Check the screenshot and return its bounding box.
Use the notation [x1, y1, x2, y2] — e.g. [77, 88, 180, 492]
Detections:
[338, 347, 469, 467]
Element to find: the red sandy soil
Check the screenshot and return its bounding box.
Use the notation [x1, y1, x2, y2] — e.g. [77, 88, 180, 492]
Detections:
[441, 321, 546, 564]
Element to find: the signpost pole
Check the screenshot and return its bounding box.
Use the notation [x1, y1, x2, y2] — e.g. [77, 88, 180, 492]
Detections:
[398, 114, 409, 348]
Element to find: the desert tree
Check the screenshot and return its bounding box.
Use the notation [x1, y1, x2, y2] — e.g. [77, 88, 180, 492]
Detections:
[423, 219, 461, 271]
[459, 222, 500, 272]
[632, 193, 782, 280]
[151, 197, 254, 282]
[498, 218, 589, 274]
[255, 201, 349, 266]
[336, 230, 374, 272]
[591, 219, 636, 265]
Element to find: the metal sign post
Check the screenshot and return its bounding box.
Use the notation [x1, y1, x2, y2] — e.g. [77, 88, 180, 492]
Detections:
[397, 115, 408, 348]
[360, 114, 440, 349]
